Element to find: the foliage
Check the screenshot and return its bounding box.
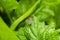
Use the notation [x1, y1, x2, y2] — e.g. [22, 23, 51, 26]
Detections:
[0, 0, 60, 40]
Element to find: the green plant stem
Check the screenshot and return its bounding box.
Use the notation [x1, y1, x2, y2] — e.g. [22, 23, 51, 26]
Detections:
[10, 0, 41, 31]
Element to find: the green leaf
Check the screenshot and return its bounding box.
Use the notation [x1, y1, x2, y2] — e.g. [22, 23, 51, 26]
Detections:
[0, 17, 19, 40]
[16, 15, 56, 40]
[15, 0, 60, 40]
[1, 0, 60, 40]
[0, 0, 19, 23]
